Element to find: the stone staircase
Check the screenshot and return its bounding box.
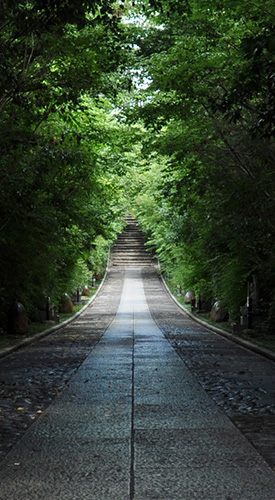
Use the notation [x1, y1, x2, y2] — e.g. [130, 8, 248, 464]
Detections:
[111, 215, 153, 268]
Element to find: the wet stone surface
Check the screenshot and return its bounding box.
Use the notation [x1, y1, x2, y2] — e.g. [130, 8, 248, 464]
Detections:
[2, 266, 275, 499]
[1, 264, 275, 481]
[142, 268, 275, 471]
[0, 270, 124, 463]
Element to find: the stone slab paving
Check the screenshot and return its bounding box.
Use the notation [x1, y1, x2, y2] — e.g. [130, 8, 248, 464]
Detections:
[0, 269, 125, 463]
[142, 268, 275, 472]
[0, 269, 275, 499]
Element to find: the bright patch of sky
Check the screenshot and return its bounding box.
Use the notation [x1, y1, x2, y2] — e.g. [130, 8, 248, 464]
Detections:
[122, 12, 149, 27]
[132, 70, 152, 90]
[121, 9, 164, 30]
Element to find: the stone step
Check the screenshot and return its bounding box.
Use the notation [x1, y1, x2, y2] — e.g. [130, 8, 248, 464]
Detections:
[112, 264, 152, 268]
[112, 255, 151, 259]
[112, 248, 148, 253]
[112, 264, 152, 267]
[112, 245, 149, 252]
[112, 254, 150, 259]
[116, 235, 144, 241]
[112, 256, 151, 262]
[114, 252, 147, 256]
[117, 234, 145, 241]
[112, 260, 152, 265]
[111, 215, 153, 268]
[115, 239, 145, 244]
[112, 259, 152, 264]
[116, 237, 144, 241]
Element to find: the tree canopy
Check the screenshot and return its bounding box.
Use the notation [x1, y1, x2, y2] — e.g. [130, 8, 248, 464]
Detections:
[1, 0, 275, 331]
[123, 0, 275, 327]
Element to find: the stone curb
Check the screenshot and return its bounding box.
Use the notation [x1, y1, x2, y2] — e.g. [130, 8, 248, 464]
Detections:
[160, 274, 275, 363]
[0, 266, 109, 360]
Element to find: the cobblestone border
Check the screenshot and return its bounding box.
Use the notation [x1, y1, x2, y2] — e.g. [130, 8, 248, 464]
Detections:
[160, 274, 275, 363]
[0, 265, 110, 360]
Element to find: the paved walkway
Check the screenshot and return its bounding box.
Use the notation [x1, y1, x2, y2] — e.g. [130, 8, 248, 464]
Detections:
[1, 269, 275, 499]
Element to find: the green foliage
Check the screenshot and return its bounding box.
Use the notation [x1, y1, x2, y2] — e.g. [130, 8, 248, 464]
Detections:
[89, 235, 111, 277]
[1, 0, 275, 334]
[0, 1, 130, 328]
[121, 0, 275, 327]
[0, 94, 126, 324]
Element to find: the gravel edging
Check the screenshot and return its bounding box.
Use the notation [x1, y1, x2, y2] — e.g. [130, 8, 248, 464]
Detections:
[160, 274, 275, 363]
[0, 268, 109, 360]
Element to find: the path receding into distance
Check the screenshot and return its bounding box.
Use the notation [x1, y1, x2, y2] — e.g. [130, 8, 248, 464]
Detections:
[0, 217, 275, 499]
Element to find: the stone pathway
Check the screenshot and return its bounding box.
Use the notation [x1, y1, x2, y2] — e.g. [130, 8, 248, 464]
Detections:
[0, 269, 125, 463]
[142, 268, 275, 472]
[0, 269, 275, 499]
